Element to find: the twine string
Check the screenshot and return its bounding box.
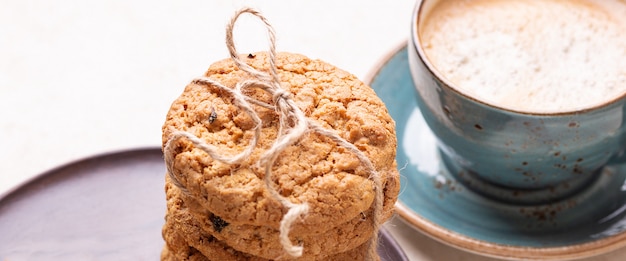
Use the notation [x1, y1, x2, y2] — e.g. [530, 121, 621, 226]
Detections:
[164, 7, 383, 260]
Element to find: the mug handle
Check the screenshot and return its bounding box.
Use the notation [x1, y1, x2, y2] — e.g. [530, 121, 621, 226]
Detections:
[608, 148, 626, 165]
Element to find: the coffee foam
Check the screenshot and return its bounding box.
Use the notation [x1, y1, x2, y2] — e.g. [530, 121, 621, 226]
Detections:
[419, 0, 626, 113]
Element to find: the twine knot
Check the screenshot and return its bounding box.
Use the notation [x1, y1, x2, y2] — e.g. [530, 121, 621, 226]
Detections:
[164, 7, 383, 261]
[273, 89, 292, 103]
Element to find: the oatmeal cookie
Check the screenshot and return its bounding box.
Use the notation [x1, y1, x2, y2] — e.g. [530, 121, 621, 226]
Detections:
[165, 179, 391, 259]
[162, 52, 399, 231]
[161, 244, 208, 261]
[162, 198, 378, 261]
[162, 194, 266, 261]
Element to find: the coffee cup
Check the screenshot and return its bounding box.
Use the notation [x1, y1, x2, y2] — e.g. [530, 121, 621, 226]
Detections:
[408, 0, 626, 203]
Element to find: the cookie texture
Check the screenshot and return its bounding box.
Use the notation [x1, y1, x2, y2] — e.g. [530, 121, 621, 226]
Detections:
[162, 186, 379, 261]
[161, 243, 208, 261]
[162, 52, 399, 232]
[166, 178, 390, 259]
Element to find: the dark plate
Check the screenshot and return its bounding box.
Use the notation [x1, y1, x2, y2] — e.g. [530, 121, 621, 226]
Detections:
[0, 147, 407, 261]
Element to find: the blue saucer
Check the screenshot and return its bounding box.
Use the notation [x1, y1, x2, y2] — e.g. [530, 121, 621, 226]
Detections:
[367, 43, 626, 260]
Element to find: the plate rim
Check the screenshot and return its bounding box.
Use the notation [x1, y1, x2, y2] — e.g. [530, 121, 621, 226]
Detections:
[395, 202, 626, 261]
[364, 42, 626, 260]
[0, 146, 163, 201]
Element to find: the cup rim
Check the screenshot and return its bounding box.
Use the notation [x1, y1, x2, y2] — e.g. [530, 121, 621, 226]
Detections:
[410, 0, 626, 116]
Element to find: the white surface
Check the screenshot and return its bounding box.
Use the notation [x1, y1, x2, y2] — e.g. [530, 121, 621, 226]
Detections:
[0, 0, 624, 260]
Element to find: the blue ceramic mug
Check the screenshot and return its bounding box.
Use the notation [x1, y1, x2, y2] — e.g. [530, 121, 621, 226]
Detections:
[408, 0, 626, 203]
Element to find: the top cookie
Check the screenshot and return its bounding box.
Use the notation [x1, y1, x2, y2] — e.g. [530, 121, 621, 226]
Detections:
[162, 51, 399, 231]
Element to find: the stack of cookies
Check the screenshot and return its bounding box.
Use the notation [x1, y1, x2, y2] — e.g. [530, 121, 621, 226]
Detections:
[160, 51, 399, 261]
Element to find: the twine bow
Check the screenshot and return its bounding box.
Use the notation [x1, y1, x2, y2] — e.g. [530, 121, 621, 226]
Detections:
[164, 7, 383, 260]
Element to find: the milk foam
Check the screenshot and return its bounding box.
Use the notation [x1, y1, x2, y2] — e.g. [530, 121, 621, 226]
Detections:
[420, 0, 626, 113]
